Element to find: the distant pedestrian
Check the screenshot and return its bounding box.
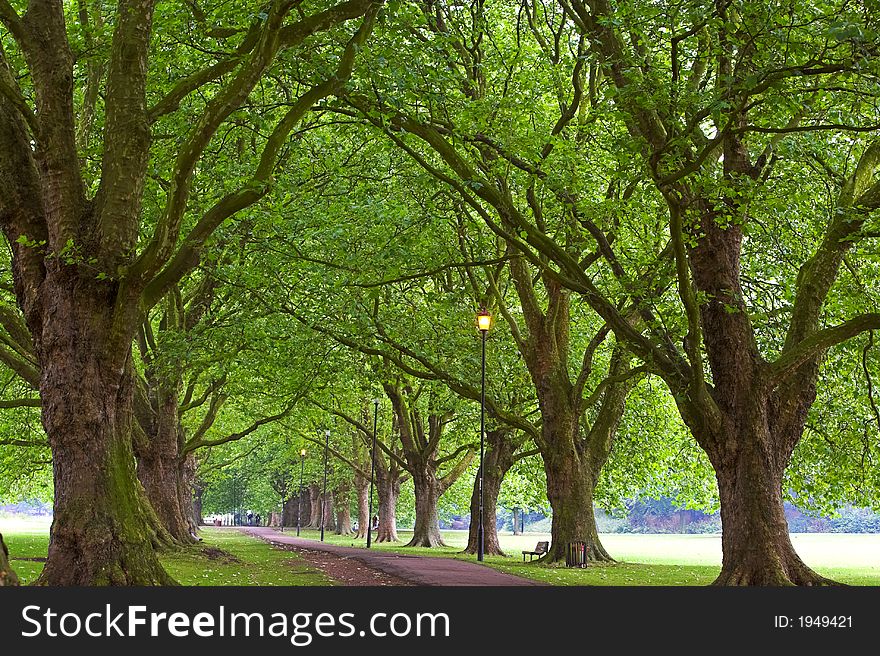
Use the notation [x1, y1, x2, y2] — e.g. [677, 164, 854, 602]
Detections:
[247, 511, 253, 526]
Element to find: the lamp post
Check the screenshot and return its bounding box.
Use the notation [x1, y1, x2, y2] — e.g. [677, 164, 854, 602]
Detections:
[320, 428, 330, 542]
[297, 448, 306, 536]
[367, 398, 380, 548]
[477, 308, 492, 561]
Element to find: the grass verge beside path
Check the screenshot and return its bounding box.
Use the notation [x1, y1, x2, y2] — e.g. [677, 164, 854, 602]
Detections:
[288, 529, 880, 586]
[162, 528, 333, 586]
[1, 523, 333, 586]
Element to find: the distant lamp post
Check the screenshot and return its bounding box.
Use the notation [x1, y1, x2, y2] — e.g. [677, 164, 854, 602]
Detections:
[297, 448, 306, 536]
[320, 429, 330, 542]
[476, 308, 492, 561]
[367, 398, 380, 548]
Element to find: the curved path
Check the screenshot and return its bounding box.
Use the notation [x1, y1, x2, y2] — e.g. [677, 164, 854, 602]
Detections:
[240, 527, 545, 586]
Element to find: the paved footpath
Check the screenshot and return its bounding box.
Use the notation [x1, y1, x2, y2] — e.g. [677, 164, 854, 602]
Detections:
[240, 527, 545, 586]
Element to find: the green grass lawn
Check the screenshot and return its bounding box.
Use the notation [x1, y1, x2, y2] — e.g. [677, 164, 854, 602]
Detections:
[1, 519, 332, 586]
[289, 528, 880, 586]
[4, 517, 879, 585]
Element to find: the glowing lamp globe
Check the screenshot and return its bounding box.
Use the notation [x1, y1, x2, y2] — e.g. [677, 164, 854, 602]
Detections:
[477, 309, 492, 332]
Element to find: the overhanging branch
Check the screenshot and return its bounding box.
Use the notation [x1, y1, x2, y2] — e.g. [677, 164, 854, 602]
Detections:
[769, 313, 880, 385]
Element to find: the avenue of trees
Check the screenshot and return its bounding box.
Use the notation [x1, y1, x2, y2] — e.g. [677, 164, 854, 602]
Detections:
[0, 0, 879, 586]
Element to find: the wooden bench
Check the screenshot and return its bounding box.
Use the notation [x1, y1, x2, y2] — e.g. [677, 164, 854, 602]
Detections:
[522, 541, 549, 562]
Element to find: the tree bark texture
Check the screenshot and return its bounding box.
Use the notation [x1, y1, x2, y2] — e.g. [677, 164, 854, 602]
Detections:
[36, 277, 176, 585]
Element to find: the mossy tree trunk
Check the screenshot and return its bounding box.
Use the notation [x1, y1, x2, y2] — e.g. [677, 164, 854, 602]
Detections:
[37, 277, 176, 585]
[711, 415, 832, 585]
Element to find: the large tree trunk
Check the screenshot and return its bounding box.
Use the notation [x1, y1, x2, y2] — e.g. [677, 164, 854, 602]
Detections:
[335, 500, 353, 535]
[463, 429, 518, 556]
[463, 464, 503, 555]
[354, 471, 370, 539]
[334, 484, 353, 535]
[36, 279, 175, 585]
[321, 492, 335, 532]
[307, 485, 322, 528]
[137, 390, 195, 544]
[284, 489, 309, 529]
[407, 471, 444, 547]
[706, 406, 833, 586]
[535, 367, 631, 564]
[335, 506, 353, 535]
[375, 473, 400, 543]
[543, 447, 609, 563]
[0, 533, 18, 586]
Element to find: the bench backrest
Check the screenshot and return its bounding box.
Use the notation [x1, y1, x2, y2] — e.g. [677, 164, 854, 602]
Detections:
[535, 541, 549, 553]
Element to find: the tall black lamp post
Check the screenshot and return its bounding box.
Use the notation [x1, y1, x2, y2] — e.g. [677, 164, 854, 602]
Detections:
[297, 448, 306, 536]
[366, 398, 380, 548]
[320, 428, 330, 542]
[477, 308, 492, 561]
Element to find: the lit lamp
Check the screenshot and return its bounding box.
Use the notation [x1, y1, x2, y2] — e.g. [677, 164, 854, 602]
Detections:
[296, 449, 306, 536]
[476, 308, 491, 561]
[477, 309, 493, 332]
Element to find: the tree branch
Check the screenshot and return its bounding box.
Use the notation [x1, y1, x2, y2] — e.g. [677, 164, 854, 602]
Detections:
[184, 399, 298, 454]
[138, 4, 381, 311]
[0, 398, 40, 409]
[769, 313, 880, 386]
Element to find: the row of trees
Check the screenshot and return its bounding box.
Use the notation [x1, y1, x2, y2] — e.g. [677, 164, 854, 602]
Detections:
[0, 0, 878, 586]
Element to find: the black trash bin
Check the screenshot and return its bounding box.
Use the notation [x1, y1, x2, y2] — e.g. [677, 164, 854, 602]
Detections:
[566, 541, 589, 568]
